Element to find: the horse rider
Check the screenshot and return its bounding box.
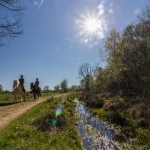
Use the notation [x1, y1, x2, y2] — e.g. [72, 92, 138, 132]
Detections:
[35, 78, 41, 95]
[35, 78, 39, 87]
[19, 75, 26, 93]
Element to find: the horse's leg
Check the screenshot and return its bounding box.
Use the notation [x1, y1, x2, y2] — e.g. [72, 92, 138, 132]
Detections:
[27, 92, 29, 97]
[14, 94, 16, 103]
[20, 95, 22, 103]
[23, 94, 25, 102]
[34, 93, 36, 100]
[35, 93, 37, 100]
[37, 92, 38, 99]
[37, 91, 40, 98]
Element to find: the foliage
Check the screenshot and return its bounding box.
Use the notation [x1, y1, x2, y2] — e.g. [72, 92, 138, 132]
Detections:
[0, 85, 3, 93]
[77, 5, 150, 149]
[54, 84, 60, 91]
[96, 6, 150, 98]
[60, 79, 68, 93]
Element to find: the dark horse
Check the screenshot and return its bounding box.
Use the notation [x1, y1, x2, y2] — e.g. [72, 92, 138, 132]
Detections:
[30, 83, 41, 100]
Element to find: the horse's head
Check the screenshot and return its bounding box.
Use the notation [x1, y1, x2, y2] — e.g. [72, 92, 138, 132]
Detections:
[13, 80, 20, 89]
[30, 82, 35, 89]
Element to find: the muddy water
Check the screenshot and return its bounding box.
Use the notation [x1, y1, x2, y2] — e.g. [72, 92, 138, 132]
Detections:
[75, 98, 129, 150]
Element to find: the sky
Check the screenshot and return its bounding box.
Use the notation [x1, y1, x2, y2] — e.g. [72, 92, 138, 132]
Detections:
[0, 0, 149, 91]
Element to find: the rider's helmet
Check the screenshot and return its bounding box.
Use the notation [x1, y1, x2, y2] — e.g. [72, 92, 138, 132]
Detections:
[20, 75, 23, 77]
[36, 78, 38, 80]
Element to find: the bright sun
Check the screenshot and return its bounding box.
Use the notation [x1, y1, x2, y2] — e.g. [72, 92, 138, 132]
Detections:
[86, 19, 99, 32]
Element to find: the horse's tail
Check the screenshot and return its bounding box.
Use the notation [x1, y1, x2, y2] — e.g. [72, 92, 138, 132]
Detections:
[37, 87, 41, 96]
[24, 86, 28, 97]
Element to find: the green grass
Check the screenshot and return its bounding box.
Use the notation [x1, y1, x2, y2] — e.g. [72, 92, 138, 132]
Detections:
[0, 93, 15, 104]
[0, 92, 60, 105]
[0, 94, 82, 150]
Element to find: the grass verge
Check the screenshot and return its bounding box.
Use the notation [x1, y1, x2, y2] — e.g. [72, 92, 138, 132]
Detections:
[0, 94, 82, 150]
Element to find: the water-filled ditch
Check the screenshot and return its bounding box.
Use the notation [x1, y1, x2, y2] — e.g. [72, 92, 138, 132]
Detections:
[75, 98, 130, 150]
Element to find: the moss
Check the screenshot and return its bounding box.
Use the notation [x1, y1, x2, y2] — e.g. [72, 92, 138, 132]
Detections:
[93, 109, 107, 120]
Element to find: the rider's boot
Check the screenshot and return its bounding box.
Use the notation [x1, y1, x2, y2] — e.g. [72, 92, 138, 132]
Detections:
[22, 87, 26, 94]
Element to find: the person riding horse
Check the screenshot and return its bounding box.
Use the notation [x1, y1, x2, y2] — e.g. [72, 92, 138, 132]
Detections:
[13, 79, 28, 103]
[30, 82, 41, 99]
[30, 78, 41, 95]
[19, 75, 26, 93]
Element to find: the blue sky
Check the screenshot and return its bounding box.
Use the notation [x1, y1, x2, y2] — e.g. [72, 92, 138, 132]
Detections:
[0, 0, 149, 91]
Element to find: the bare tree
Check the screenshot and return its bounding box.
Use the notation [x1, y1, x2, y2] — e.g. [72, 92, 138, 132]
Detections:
[78, 63, 95, 79]
[0, 0, 26, 48]
[78, 63, 98, 91]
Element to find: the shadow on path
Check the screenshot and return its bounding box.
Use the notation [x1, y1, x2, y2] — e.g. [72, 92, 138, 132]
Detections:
[0, 102, 20, 107]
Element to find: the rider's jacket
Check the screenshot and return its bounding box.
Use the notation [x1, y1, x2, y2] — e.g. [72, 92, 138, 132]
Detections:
[35, 80, 39, 86]
[19, 78, 24, 86]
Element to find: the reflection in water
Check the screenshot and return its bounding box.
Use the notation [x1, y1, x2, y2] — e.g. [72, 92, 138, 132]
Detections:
[75, 98, 129, 150]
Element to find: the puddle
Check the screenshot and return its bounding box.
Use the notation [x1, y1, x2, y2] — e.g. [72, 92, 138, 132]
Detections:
[75, 98, 129, 150]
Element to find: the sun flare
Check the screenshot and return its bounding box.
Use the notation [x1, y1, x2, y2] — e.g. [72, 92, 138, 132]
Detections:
[86, 19, 99, 32]
[76, 2, 107, 41]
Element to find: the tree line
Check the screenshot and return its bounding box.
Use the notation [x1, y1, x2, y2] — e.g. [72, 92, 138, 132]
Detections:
[78, 6, 150, 100]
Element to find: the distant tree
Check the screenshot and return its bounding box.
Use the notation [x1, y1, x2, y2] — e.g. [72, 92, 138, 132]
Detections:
[4, 90, 10, 93]
[60, 79, 68, 93]
[43, 86, 49, 92]
[54, 85, 60, 91]
[76, 85, 83, 92]
[0, 0, 26, 48]
[78, 63, 98, 91]
[69, 85, 78, 91]
[0, 84, 3, 93]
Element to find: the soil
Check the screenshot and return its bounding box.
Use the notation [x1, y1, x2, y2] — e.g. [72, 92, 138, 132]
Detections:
[0, 94, 64, 131]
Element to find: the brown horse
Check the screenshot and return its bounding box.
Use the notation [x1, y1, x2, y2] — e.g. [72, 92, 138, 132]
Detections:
[30, 83, 41, 100]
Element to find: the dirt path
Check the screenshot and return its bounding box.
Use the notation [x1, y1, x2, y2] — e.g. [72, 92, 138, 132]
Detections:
[0, 94, 64, 131]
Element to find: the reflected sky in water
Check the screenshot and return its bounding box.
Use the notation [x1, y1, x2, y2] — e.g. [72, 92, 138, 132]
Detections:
[75, 98, 130, 149]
